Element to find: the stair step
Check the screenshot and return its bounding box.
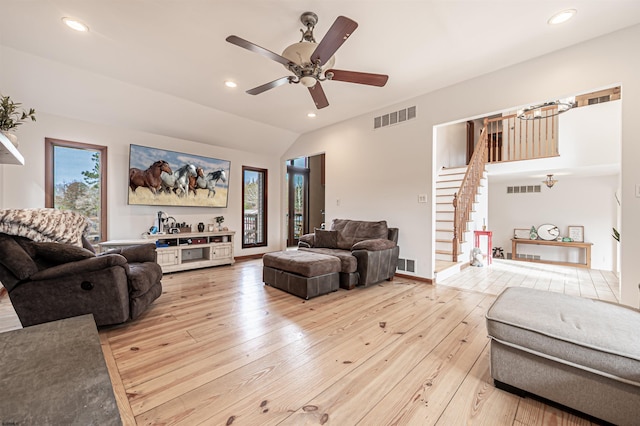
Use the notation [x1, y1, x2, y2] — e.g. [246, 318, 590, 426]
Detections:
[436, 220, 453, 223]
[436, 250, 453, 255]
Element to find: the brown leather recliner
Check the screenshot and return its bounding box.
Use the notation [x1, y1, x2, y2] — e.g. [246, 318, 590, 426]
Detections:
[0, 233, 162, 327]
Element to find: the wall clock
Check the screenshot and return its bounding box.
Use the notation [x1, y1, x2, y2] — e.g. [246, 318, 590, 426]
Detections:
[537, 224, 560, 240]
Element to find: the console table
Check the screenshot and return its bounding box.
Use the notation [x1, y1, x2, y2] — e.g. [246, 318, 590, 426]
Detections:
[0, 315, 121, 425]
[474, 230, 493, 265]
[99, 231, 235, 273]
[511, 238, 593, 269]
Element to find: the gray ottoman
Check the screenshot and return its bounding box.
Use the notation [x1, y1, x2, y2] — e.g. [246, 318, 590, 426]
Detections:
[486, 287, 640, 425]
[262, 251, 340, 299]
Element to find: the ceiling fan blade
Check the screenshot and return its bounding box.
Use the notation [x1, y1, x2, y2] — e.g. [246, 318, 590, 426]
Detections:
[308, 82, 329, 109]
[247, 77, 293, 95]
[311, 16, 358, 66]
[326, 69, 389, 87]
[226, 35, 293, 67]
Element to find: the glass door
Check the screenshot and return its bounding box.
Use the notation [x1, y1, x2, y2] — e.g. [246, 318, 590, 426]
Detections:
[287, 165, 309, 246]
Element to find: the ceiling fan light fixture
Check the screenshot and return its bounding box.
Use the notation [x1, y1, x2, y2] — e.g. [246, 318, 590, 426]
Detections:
[300, 76, 317, 87]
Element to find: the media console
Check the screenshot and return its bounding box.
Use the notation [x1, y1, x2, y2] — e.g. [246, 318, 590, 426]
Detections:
[99, 231, 235, 273]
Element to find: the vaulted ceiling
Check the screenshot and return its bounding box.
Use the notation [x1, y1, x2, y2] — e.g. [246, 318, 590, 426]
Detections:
[2, 1, 640, 155]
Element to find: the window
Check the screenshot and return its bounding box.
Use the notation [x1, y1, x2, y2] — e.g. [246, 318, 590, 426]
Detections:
[242, 166, 267, 248]
[45, 138, 107, 243]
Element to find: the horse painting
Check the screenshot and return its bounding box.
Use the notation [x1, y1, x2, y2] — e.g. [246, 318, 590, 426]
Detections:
[189, 167, 206, 195]
[203, 169, 227, 198]
[129, 160, 172, 195]
[160, 164, 198, 197]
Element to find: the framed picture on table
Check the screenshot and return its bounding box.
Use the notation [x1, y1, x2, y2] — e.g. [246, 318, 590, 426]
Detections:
[568, 226, 584, 242]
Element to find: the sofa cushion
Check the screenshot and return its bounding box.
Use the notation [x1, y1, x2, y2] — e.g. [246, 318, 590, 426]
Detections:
[299, 247, 358, 273]
[314, 229, 338, 249]
[352, 238, 396, 251]
[0, 233, 38, 280]
[331, 219, 388, 250]
[32, 242, 96, 264]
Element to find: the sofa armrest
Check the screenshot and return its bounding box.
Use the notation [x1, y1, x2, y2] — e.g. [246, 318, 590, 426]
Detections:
[298, 233, 315, 248]
[352, 238, 396, 251]
[30, 254, 128, 281]
[352, 245, 400, 287]
[101, 243, 157, 263]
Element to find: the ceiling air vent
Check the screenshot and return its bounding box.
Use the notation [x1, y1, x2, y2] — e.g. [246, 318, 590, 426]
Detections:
[374, 106, 416, 130]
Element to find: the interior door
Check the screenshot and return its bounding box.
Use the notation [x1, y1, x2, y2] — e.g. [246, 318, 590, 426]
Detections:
[287, 166, 309, 246]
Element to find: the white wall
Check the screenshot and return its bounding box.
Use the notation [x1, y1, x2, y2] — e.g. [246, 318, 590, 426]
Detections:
[435, 121, 467, 171]
[489, 174, 618, 271]
[283, 24, 640, 307]
[0, 112, 282, 257]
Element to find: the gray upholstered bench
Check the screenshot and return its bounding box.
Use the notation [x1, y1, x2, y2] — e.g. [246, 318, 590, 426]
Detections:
[262, 251, 340, 299]
[486, 287, 640, 425]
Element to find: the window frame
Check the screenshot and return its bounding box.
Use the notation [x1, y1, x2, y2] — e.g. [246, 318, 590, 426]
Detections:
[44, 138, 108, 242]
[241, 165, 268, 249]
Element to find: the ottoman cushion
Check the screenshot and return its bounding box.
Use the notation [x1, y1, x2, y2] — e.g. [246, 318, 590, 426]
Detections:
[263, 251, 340, 277]
[298, 247, 357, 273]
[486, 287, 640, 386]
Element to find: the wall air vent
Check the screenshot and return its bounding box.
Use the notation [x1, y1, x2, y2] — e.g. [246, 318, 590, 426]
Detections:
[507, 185, 541, 194]
[374, 106, 416, 130]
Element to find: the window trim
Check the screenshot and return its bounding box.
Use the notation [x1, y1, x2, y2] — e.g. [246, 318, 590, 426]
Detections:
[242, 165, 268, 249]
[45, 138, 108, 241]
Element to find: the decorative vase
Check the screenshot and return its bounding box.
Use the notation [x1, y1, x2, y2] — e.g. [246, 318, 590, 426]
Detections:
[208, 224, 215, 232]
[197, 222, 205, 232]
[0, 131, 18, 147]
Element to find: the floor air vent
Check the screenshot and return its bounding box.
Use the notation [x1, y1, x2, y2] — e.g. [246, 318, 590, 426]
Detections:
[374, 106, 416, 129]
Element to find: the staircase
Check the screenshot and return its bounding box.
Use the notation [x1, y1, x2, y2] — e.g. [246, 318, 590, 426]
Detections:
[435, 125, 489, 280]
[435, 167, 484, 260]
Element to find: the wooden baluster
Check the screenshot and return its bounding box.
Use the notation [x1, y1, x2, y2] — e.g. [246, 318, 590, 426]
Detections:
[452, 192, 458, 262]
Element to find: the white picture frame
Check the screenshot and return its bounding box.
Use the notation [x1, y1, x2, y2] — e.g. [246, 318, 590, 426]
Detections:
[568, 225, 584, 242]
[514, 228, 530, 239]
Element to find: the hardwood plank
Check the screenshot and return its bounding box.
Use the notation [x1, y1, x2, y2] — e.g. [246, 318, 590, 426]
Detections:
[435, 345, 520, 425]
[515, 396, 594, 426]
[100, 331, 137, 426]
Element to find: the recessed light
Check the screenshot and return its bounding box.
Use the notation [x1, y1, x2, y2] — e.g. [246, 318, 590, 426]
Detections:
[307, 113, 316, 118]
[224, 80, 237, 88]
[62, 17, 89, 32]
[548, 9, 576, 25]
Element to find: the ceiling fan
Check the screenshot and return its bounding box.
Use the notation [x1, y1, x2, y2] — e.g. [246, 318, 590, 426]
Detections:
[226, 11, 389, 109]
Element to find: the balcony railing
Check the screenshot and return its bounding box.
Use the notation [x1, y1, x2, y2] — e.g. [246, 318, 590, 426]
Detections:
[486, 106, 560, 163]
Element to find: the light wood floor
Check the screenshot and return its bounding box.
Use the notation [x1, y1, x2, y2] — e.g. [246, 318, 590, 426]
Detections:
[0, 259, 617, 425]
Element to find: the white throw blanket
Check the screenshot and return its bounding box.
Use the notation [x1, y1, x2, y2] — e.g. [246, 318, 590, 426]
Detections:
[0, 208, 89, 246]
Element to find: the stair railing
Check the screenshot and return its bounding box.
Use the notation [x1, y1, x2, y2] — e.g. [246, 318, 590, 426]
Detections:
[452, 123, 488, 262]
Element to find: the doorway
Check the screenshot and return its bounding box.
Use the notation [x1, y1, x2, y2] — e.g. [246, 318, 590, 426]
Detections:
[286, 154, 325, 247]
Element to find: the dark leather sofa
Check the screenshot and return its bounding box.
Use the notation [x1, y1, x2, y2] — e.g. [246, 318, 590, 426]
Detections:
[298, 219, 399, 289]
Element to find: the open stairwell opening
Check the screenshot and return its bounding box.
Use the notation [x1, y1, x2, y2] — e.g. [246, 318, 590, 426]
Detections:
[435, 124, 489, 281]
